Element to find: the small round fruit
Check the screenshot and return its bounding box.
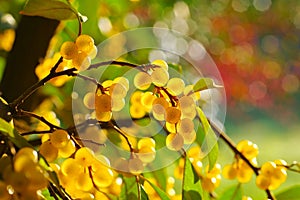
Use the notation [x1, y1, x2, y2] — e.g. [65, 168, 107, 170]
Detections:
[134, 71, 152, 90]
[95, 93, 112, 112]
[50, 129, 70, 148]
[128, 157, 144, 175]
[151, 59, 168, 71]
[165, 107, 181, 124]
[75, 34, 94, 54]
[166, 133, 184, 151]
[39, 141, 58, 162]
[60, 41, 78, 60]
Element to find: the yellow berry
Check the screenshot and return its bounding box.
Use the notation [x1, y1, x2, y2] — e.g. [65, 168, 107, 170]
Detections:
[50, 129, 70, 148]
[75, 147, 95, 167]
[58, 140, 76, 158]
[15, 147, 38, 162]
[92, 165, 114, 187]
[61, 158, 83, 176]
[152, 97, 169, 115]
[151, 68, 169, 87]
[237, 140, 259, 159]
[83, 92, 95, 109]
[134, 71, 152, 90]
[75, 34, 94, 54]
[138, 146, 156, 163]
[167, 78, 185, 96]
[72, 51, 91, 70]
[95, 93, 112, 112]
[39, 140, 58, 162]
[138, 138, 156, 149]
[201, 176, 216, 192]
[60, 41, 78, 60]
[151, 59, 168, 71]
[75, 172, 93, 192]
[256, 174, 271, 190]
[128, 157, 144, 175]
[222, 164, 237, 179]
[109, 83, 127, 98]
[166, 133, 184, 151]
[95, 111, 112, 122]
[165, 107, 181, 124]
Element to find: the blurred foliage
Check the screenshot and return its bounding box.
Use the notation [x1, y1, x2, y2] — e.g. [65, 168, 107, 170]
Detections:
[1, 0, 300, 123]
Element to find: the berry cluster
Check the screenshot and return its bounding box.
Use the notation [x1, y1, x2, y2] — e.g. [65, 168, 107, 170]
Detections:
[55, 147, 121, 199]
[0, 147, 48, 200]
[256, 160, 287, 190]
[222, 140, 259, 183]
[39, 129, 76, 162]
[130, 60, 200, 151]
[93, 77, 129, 122]
[60, 34, 97, 71]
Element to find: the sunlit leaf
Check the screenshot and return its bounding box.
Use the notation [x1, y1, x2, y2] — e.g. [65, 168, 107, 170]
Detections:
[120, 176, 139, 200]
[196, 107, 219, 170]
[141, 185, 149, 200]
[0, 118, 32, 148]
[276, 185, 300, 200]
[144, 178, 170, 200]
[218, 184, 243, 200]
[183, 156, 203, 199]
[20, 0, 78, 20]
[193, 78, 222, 92]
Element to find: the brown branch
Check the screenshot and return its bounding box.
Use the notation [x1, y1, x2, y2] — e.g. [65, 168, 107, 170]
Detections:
[16, 110, 61, 130]
[208, 119, 275, 200]
[88, 60, 139, 70]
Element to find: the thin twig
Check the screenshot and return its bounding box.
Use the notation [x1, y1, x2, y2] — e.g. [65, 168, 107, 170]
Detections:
[16, 110, 61, 130]
[88, 60, 139, 70]
[208, 119, 275, 200]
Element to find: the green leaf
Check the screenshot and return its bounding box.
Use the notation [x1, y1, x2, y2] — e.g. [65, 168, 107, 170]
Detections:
[141, 185, 149, 200]
[193, 78, 222, 92]
[0, 118, 32, 148]
[275, 185, 300, 200]
[196, 107, 219, 170]
[120, 176, 139, 200]
[143, 179, 170, 200]
[20, 0, 78, 20]
[183, 156, 203, 199]
[218, 184, 243, 200]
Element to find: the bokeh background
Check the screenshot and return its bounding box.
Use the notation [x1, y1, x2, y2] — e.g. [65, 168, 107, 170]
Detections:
[0, 0, 300, 199]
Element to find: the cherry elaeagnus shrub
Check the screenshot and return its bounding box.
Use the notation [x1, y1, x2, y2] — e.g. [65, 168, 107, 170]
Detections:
[0, 1, 299, 200]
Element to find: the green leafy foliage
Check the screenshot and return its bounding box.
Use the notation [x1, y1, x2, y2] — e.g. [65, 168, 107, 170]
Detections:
[182, 155, 203, 199]
[275, 185, 300, 200]
[20, 0, 78, 20]
[120, 176, 139, 200]
[196, 107, 219, 170]
[218, 184, 243, 200]
[144, 178, 170, 200]
[193, 78, 222, 92]
[0, 118, 32, 148]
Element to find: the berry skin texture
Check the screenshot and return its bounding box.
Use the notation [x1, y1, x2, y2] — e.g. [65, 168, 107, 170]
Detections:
[151, 68, 169, 87]
[237, 140, 259, 159]
[134, 72, 152, 90]
[60, 41, 78, 60]
[50, 129, 70, 148]
[166, 133, 184, 151]
[165, 107, 181, 124]
[75, 34, 95, 54]
[95, 93, 112, 112]
[151, 59, 168, 71]
[39, 140, 58, 162]
[128, 157, 144, 175]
